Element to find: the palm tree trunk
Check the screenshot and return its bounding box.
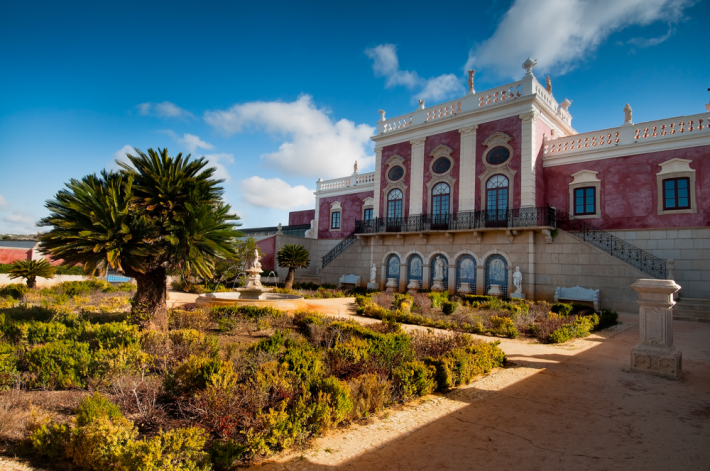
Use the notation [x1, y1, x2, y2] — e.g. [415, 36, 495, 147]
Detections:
[285, 267, 295, 290]
[26, 277, 36, 289]
[124, 266, 168, 331]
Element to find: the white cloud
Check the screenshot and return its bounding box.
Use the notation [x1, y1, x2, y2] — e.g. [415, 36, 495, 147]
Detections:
[110, 144, 135, 169]
[0, 195, 10, 211]
[464, 0, 695, 79]
[365, 44, 464, 103]
[136, 101, 194, 119]
[202, 153, 234, 183]
[179, 133, 214, 153]
[239, 176, 314, 210]
[204, 95, 375, 179]
[2, 209, 38, 234]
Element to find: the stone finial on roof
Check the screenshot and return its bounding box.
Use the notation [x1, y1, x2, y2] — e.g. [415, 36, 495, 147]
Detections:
[705, 99, 710, 112]
[378, 109, 386, 121]
[522, 57, 537, 76]
[546, 76, 552, 94]
[468, 70, 476, 94]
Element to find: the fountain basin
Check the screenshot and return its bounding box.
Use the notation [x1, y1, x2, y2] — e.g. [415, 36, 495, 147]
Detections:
[195, 292, 306, 311]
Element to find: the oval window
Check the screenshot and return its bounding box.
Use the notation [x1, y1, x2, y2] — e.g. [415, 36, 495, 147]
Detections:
[432, 157, 451, 174]
[388, 166, 404, 181]
[486, 146, 510, 165]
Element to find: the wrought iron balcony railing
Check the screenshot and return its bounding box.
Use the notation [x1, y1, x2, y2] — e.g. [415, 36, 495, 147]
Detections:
[353, 206, 556, 234]
[555, 210, 666, 279]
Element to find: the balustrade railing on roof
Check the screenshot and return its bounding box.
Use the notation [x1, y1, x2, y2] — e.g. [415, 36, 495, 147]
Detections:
[316, 172, 375, 193]
[544, 112, 710, 158]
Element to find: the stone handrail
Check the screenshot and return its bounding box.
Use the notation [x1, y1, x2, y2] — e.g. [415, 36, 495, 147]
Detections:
[316, 172, 375, 192]
[544, 112, 710, 158]
[377, 75, 567, 135]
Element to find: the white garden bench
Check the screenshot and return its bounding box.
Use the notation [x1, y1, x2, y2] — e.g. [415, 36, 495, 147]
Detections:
[339, 274, 361, 288]
[554, 285, 600, 311]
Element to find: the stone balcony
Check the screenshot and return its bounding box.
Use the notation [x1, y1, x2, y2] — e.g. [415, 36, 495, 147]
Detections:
[316, 172, 375, 194]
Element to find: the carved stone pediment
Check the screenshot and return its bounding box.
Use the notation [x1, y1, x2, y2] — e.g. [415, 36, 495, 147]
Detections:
[483, 132, 513, 148]
[429, 144, 453, 159]
[385, 154, 405, 167]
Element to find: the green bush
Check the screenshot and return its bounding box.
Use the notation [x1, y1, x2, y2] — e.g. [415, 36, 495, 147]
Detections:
[550, 302, 573, 316]
[310, 376, 353, 432]
[250, 330, 287, 355]
[282, 339, 324, 387]
[442, 301, 459, 315]
[392, 360, 436, 400]
[425, 341, 506, 391]
[210, 440, 246, 470]
[0, 283, 30, 299]
[75, 392, 124, 426]
[428, 292, 449, 308]
[348, 373, 391, 419]
[0, 341, 18, 389]
[119, 426, 212, 471]
[548, 315, 597, 343]
[597, 309, 619, 330]
[211, 305, 284, 321]
[165, 355, 237, 397]
[490, 316, 520, 339]
[29, 421, 72, 459]
[25, 340, 92, 389]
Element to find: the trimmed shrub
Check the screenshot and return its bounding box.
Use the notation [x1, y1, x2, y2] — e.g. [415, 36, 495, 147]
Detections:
[76, 392, 124, 426]
[548, 316, 596, 344]
[0, 342, 18, 390]
[282, 339, 323, 387]
[0, 283, 30, 299]
[119, 426, 212, 471]
[169, 309, 212, 331]
[442, 301, 459, 315]
[425, 341, 506, 391]
[490, 316, 520, 339]
[310, 376, 353, 433]
[428, 292, 449, 308]
[348, 373, 391, 419]
[250, 330, 287, 355]
[165, 355, 237, 397]
[25, 340, 92, 389]
[597, 309, 619, 330]
[210, 440, 246, 470]
[550, 302, 573, 316]
[212, 305, 284, 321]
[392, 360, 436, 400]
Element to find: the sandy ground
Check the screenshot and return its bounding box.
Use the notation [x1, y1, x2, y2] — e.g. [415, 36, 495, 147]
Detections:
[3, 294, 708, 470]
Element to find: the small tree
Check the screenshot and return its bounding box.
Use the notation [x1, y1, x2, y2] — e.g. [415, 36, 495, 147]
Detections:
[276, 244, 310, 290]
[8, 259, 56, 288]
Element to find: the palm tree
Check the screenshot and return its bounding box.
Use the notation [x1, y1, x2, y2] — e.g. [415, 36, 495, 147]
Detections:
[8, 259, 56, 288]
[276, 244, 310, 290]
[38, 148, 242, 330]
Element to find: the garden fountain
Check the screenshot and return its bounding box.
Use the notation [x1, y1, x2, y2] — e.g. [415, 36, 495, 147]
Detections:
[195, 250, 305, 310]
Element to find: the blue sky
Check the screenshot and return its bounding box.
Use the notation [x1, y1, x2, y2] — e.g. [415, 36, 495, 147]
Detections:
[0, 0, 708, 233]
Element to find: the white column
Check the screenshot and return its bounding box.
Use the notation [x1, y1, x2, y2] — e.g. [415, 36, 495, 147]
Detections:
[458, 125, 478, 211]
[409, 138, 426, 215]
[519, 110, 538, 208]
[373, 147, 383, 217]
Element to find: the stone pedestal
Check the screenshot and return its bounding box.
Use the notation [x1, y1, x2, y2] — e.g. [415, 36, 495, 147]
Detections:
[431, 277, 445, 292]
[458, 282, 472, 295]
[488, 284, 503, 297]
[510, 292, 526, 300]
[367, 282, 379, 291]
[407, 280, 420, 295]
[385, 277, 398, 294]
[630, 279, 682, 378]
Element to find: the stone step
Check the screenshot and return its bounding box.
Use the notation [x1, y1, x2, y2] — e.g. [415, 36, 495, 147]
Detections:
[673, 298, 710, 323]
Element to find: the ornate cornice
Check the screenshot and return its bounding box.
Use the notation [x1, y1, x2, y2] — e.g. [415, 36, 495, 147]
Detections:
[410, 137, 426, 146]
[482, 132, 513, 148]
[519, 110, 537, 122]
[385, 154, 405, 167]
[429, 144, 454, 159]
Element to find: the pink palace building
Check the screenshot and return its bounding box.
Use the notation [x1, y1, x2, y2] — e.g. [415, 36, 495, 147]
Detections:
[244, 58, 710, 319]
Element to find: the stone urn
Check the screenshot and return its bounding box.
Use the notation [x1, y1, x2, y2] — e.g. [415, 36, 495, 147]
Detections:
[458, 282, 472, 295]
[407, 279, 420, 295]
[488, 284, 503, 297]
[385, 277, 399, 294]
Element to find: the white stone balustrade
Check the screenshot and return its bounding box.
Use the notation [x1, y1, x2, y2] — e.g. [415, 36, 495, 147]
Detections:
[376, 75, 555, 135]
[544, 113, 710, 158]
[316, 172, 375, 193]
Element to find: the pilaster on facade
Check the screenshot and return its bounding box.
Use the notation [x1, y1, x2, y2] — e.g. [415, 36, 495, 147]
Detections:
[409, 138, 426, 215]
[373, 147, 383, 217]
[519, 110, 538, 207]
[459, 125, 478, 211]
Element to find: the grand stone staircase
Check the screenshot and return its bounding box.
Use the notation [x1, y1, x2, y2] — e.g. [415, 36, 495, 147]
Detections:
[673, 298, 710, 323]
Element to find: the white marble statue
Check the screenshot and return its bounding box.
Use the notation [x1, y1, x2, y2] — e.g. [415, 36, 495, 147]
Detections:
[253, 249, 262, 270]
[370, 263, 377, 283]
[546, 76, 552, 94]
[624, 103, 633, 124]
[513, 267, 522, 293]
[353, 161, 358, 174]
[467, 70, 475, 93]
[418, 99, 425, 110]
[434, 257, 445, 280]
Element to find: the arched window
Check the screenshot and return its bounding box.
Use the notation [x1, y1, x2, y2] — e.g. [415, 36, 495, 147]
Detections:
[388, 189, 403, 219]
[431, 182, 450, 218]
[456, 255, 476, 294]
[407, 254, 423, 290]
[486, 175, 509, 225]
[485, 255, 508, 297]
[386, 254, 400, 281]
[429, 254, 448, 291]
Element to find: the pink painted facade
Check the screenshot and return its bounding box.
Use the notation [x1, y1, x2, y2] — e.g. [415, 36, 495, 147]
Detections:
[0, 248, 32, 264]
[318, 190, 374, 239]
[422, 130, 460, 215]
[544, 144, 710, 229]
[475, 116, 523, 210]
[288, 209, 315, 226]
[379, 141, 412, 217]
[256, 236, 276, 272]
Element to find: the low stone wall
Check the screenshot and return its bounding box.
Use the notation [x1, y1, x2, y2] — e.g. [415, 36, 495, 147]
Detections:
[0, 274, 91, 287]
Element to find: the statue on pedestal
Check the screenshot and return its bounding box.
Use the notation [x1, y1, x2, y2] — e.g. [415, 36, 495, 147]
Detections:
[353, 161, 358, 174]
[513, 267, 522, 294]
[546, 76, 552, 94]
[434, 257, 445, 280]
[467, 70, 475, 93]
[418, 99, 425, 110]
[624, 103, 633, 124]
[370, 264, 377, 284]
[253, 249, 262, 271]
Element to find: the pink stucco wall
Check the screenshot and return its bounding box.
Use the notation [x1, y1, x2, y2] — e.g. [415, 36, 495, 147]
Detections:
[0, 248, 32, 264]
[422, 130, 461, 215]
[544, 144, 710, 229]
[318, 190, 374, 239]
[288, 209, 315, 226]
[379, 141, 412, 217]
[256, 236, 276, 272]
[535, 118, 552, 207]
[475, 116, 523, 209]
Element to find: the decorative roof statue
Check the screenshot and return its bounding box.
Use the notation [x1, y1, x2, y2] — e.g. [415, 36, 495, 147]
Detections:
[378, 109, 386, 121]
[623, 103, 633, 125]
[418, 99, 425, 110]
[546, 76, 552, 94]
[522, 57, 537, 76]
[276, 223, 283, 234]
[560, 98, 572, 111]
[353, 161, 358, 175]
[706, 99, 710, 112]
[467, 70, 476, 93]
